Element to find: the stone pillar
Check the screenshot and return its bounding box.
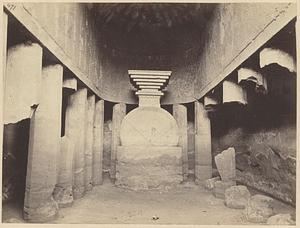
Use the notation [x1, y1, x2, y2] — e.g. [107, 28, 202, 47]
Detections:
[92, 99, 104, 185]
[194, 101, 212, 183]
[69, 88, 87, 199]
[4, 43, 42, 124]
[24, 64, 63, 222]
[53, 78, 77, 207]
[84, 95, 95, 191]
[173, 104, 188, 181]
[53, 136, 74, 207]
[110, 103, 126, 179]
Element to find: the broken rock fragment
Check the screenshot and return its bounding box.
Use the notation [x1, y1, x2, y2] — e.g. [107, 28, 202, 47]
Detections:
[213, 180, 235, 199]
[225, 185, 250, 209]
[267, 213, 295, 225]
[205, 176, 221, 191]
[214, 147, 236, 183]
[245, 194, 274, 223]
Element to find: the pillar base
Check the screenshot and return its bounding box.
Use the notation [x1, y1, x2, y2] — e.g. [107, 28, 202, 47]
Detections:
[53, 186, 73, 208]
[23, 196, 58, 223]
[195, 165, 213, 184]
[72, 186, 85, 199]
[85, 183, 93, 191]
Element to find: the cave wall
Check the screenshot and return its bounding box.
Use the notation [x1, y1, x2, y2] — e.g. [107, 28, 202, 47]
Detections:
[21, 3, 101, 88]
[210, 68, 296, 205]
[99, 49, 198, 104]
[15, 3, 295, 105]
[194, 2, 295, 99]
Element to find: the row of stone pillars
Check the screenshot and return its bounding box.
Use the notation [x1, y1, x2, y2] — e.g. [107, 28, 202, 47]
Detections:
[110, 102, 212, 183]
[3, 42, 104, 222]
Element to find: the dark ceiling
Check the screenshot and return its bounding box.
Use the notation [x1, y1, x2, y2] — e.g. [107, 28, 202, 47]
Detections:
[90, 3, 217, 56]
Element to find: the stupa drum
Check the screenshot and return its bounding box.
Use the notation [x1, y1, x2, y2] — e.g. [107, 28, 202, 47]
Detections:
[115, 70, 183, 191]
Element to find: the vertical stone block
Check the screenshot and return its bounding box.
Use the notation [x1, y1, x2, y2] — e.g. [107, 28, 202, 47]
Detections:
[67, 88, 87, 199]
[4, 43, 42, 124]
[84, 94, 95, 191]
[110, 103, 126, 179]
[53, 136, 74, 208]
[92, 99, 104, 185]
[194, 101, 212, 183]
[24, 64, 63, 222]
[173, 104, 188, 181]
[215, 147, 236, 183]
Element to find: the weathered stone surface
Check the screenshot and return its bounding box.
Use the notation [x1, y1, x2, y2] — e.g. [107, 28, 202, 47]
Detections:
[173, 104, 188, 181]
[260, 47, 296, 73]
[225, 185, 250, 209]
[205, 176, 221, 190]
[215, 147, 236, 183]
[215, 126, 296, 206]
[92, 100, 104, 185]
[3, 120, 30, 203]
[110, 103, 126, 179]
[120, 107, 179, 146]
[63, 78, 77, 91]
[245, 194, 275, 223]
[237, 68, 267, 93]
[235, 141, 296, 205]
[116, 146, 182, 191]
[24, 197, 59, 222]
[267, 214, 295, 225]
[24, 64, 63, 222]
[4, 43, 42, 124]
[53, 186, 73, 208]
[53, 136, 74, 207]
[213, 180, 235, 199]
[67, 88, 87, 199]
[194, 101, 212, 182]
[223, 80, 247, 105]
[84, 95, 95, 191]
[103, 120, 112, 171]
[3, 218, 23, 223]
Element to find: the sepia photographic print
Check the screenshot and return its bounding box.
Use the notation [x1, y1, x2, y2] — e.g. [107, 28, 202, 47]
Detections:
[1, 0, 297, 226]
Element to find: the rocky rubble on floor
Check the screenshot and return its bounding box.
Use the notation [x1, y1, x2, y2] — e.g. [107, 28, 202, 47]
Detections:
[3, 218, 23, 223]
[245, 194, 274, 223]
[204, 177, 220, 190]
[267, 213, 295, 225]
[224, 185, 250, 209]
[213, 180, 235, 199]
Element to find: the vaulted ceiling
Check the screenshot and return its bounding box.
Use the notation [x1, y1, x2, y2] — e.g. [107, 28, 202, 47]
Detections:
[90, 3, 217, 56]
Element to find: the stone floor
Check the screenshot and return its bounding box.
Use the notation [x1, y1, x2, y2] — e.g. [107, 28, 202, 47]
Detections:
[2, 176, 295, 225]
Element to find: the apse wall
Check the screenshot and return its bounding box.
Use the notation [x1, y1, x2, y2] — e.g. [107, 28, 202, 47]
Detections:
[98, 46, 200, 105]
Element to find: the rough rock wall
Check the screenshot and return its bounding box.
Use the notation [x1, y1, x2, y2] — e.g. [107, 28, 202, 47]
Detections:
[212, 126, 296, 205]
[2, 120, 30, 203]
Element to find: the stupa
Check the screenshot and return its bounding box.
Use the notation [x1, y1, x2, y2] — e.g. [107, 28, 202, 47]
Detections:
[115, 70, 183, 191]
